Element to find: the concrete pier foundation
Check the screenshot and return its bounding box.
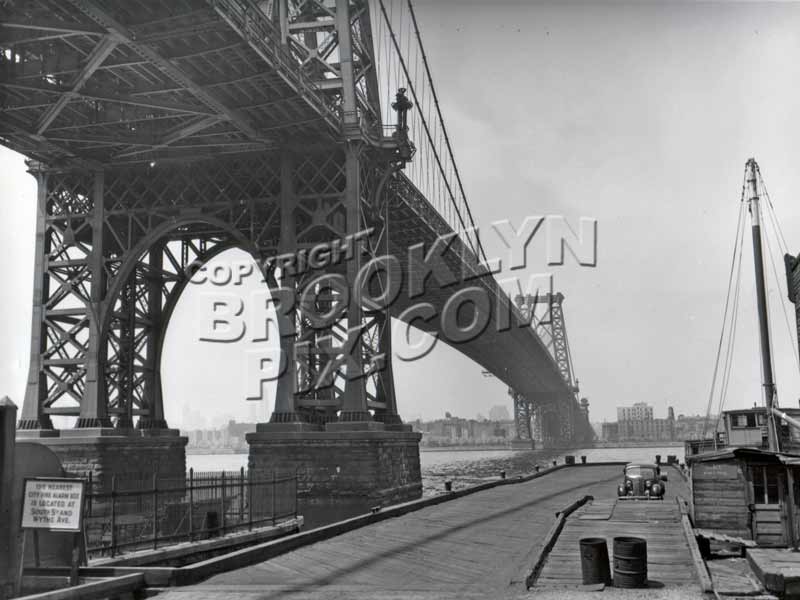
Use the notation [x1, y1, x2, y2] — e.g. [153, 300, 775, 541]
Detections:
[247, 425, 422, 505]
[15, 430, 187, 491]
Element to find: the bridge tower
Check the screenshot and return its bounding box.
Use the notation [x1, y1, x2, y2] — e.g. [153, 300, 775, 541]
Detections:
[511, 293, 593, 448]
[6, 0, 421, 501]
[511, 389, 533, 442]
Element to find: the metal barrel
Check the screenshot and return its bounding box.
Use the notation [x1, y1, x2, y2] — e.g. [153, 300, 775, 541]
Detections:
[579, 537, 611, 585]
[667, 454, 677, 465]
[565, 455, 575, 465]
[613, 536, 647, 588]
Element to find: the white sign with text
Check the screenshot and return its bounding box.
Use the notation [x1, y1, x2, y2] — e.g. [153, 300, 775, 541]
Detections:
[21, 478, 85, 532]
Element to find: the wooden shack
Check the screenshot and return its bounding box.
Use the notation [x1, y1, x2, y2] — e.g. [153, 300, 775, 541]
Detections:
[688, 448, 800, 547]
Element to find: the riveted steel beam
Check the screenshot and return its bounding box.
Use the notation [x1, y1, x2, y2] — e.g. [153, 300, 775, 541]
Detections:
[64, 0, 267, 142]
[35, 35, 119, 135]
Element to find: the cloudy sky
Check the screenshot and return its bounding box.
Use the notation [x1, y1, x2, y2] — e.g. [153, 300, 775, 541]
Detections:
[3, 1, 800, 429]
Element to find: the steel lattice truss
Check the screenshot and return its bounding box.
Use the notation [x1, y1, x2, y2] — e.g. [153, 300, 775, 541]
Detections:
[0, 0, 387, 167]
[19, 149, 402, 429]
[5, 0, 576, 434]
[510, 293, 595, 447]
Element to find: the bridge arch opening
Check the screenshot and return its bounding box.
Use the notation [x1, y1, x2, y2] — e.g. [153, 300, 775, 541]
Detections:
[98, 218, 281, 432]
[160, 247, 279, 434]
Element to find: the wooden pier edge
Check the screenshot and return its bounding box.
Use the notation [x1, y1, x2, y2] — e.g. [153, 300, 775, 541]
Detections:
[525, 494, 594, 589]
[171, 465, 624, 585]
[676, 496, 714, 593]
[17, 463, 628, 592]
[13, 572, 145, 600]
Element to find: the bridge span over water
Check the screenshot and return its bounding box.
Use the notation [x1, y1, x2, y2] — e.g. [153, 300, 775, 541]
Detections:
[1, 0, 593, 497]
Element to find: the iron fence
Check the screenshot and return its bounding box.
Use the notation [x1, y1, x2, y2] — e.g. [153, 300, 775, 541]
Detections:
[83, 468, 297, 558]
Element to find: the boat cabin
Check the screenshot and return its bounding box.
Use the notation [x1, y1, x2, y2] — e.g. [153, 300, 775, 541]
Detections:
[685, 407, 800, 457]
[688, 448, 800, 547]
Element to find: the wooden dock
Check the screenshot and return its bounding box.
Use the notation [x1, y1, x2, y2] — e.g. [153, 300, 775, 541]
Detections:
[532, 468, 703, 593]
[747, 548, 800, 597]
[152, 464, 624, 600]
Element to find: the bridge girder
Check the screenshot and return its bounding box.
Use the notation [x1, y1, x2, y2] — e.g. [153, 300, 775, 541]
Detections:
[3, 0, 573, 434]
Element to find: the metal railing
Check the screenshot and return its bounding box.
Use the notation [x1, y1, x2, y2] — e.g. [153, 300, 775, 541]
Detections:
[83, 468, 297, 558]
[209, 0, 340, 130]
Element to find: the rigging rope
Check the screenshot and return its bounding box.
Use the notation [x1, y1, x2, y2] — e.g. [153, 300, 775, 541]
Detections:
[758, 163, 791, 256]
[701, 198, 745, 443]
[718, 229, 744, 418]
[704, 162, 800, 444]
[762, 204, 800, 370]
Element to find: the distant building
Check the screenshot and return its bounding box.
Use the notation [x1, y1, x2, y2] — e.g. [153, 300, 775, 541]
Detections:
[601, 421, 619, 442]
[617, 403, 653, 422]
[411, 413, 515, 447]
[605, 403, 675, 442]
[489, 405, 511, 421]
[673, 413, 714, 441]
[184, 420, 256, 452]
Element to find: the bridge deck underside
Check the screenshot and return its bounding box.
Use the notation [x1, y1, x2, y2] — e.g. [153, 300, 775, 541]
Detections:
[386, 184, 568, 402]
[0, 0, 336, 167]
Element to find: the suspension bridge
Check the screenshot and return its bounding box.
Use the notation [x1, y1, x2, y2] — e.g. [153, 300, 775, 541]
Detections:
[0, 0, 594, 500]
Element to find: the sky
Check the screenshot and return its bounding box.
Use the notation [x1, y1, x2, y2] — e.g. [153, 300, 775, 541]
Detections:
[3, 1, 800, 430]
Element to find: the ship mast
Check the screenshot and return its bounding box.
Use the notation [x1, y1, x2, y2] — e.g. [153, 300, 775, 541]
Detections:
[745, 158, 780, 452]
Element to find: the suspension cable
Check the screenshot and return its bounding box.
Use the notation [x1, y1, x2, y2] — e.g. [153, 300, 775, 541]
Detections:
[406, 0, 488, 264]
[377, 0, 471, 243]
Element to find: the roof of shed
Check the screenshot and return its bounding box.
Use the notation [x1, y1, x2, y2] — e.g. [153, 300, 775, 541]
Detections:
[687, 447, 800, 466]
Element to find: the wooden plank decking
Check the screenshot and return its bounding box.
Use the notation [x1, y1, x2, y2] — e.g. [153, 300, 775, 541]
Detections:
[534, 469, 698, 589]
[747, 548, 800, 597]
[153, 464, 624, 600]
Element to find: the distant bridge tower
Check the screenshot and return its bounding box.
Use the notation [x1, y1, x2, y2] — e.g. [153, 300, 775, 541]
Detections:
[510, 389, 533, 442]
[510, 293, 593, 447]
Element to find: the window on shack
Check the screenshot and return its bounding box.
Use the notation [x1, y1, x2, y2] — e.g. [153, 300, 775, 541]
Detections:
[733, 413, 758, 428]
[751, 465, 783, 504]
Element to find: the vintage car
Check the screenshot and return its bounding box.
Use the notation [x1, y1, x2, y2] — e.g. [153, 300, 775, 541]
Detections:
[617, 463, 667, 500]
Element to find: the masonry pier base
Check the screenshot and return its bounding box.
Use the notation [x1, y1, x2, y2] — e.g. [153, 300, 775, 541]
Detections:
[247, 425, 422, 505]
[15, 430, 187, 490]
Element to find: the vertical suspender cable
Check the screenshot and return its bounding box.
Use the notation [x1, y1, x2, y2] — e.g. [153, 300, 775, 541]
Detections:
[405, 0, 488, 264]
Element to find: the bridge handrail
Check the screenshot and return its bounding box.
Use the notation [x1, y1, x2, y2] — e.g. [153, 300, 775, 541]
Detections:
[391, 172, 552, 346]
[208, 0, 341, 132]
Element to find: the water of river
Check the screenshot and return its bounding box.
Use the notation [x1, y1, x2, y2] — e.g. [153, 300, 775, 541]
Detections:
[187, 445, 684, 501]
